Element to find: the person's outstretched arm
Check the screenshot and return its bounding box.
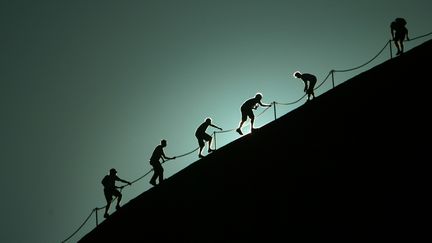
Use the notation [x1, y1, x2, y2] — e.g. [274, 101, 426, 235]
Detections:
[116, 177, 131, 187]
[211, 124, 223, 130]
[162, 151, 176, 160]
[259, 101, 271, 107]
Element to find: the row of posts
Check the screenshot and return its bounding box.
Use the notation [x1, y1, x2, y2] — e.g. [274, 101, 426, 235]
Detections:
[65, 35, 429, 243]
[89, 39, 396, 228]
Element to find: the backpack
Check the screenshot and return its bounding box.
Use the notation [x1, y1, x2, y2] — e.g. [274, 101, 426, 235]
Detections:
[395, 18, 407, 26]
[101, 175, 110, 187]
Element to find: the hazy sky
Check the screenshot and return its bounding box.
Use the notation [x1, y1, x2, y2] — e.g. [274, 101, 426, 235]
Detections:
[1, 1, 431, 242]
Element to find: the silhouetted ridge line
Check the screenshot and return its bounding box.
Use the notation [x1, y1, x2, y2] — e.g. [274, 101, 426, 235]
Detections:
[79, 36, 431, 241]
[62, 32, 432, 243]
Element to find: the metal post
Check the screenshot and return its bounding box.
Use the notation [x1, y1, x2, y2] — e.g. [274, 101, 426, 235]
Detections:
[95, 208, 99, 226]
[272, 101, 277, 120]
[331, 70, 335, 88]
[389, 39, 393, 59]
[213, 131, 217, 150]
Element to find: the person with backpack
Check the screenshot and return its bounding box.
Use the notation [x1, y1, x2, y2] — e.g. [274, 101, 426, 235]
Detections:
[391, 17, 410, 55]
[101, 168, 131, 218]
[195, 117, 223, 158]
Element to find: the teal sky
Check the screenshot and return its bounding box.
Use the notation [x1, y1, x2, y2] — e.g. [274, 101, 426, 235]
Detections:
[1, 1, 431, 242]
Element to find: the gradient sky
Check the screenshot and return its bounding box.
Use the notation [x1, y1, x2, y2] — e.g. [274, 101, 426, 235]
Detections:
[1, 1, 431, 242]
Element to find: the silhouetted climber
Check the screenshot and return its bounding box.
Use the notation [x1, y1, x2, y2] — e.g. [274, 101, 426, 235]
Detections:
[236, 93, 271, 135]
[101, 168, 131, 218]
[149, 139, 176, 186]
[195, 117, 222, 158]
[294, 71, 317, 101]
[391, 17, 409, 56]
